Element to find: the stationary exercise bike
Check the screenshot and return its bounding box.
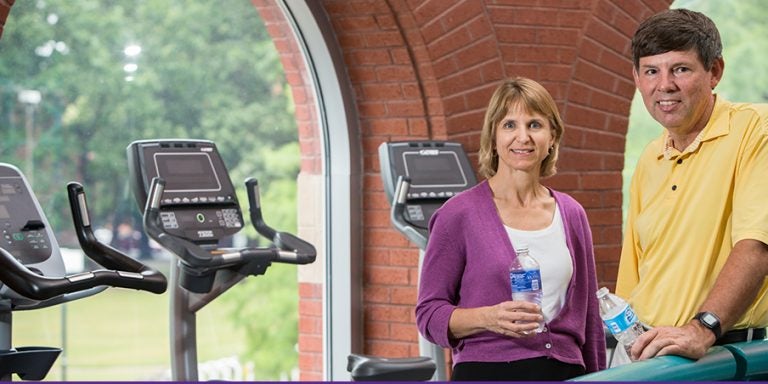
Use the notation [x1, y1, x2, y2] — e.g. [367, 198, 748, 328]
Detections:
[346, 141, 477, 381]
[126, 139, 316, 381]
[0, 163, 167, 381]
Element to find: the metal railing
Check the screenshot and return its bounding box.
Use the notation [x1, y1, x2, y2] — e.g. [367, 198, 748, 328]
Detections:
[571, 340, 768, 381]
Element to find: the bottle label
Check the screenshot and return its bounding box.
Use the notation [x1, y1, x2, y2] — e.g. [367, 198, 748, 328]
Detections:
[510, 270, 541, 293]
[603, 304, 638, 334]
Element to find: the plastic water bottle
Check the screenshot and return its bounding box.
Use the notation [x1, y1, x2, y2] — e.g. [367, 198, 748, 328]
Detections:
[596, 287, 645, 357]
[509, 244, 544, 332]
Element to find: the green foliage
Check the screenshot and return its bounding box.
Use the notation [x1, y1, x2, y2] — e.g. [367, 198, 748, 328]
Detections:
[624, 0, 768, 224]
[221, 264, 300, 380]
[1, 1, 301, 380]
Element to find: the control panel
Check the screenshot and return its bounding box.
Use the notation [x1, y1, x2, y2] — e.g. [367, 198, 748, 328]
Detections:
[379, 141, 477, 231]
[127, 140, 243, 244]
[0, 167, 53, 265]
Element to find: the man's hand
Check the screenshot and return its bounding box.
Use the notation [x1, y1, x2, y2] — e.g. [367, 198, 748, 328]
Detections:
[630, 322, 716, 360]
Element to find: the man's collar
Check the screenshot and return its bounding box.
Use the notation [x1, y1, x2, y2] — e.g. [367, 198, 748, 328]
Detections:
[657, 95, 729, 160]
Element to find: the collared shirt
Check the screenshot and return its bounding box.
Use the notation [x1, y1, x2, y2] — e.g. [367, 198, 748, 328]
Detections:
[617, 96, 768, 328]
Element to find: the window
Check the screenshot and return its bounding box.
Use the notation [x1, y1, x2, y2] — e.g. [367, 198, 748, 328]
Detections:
[0, 1, 300, 380]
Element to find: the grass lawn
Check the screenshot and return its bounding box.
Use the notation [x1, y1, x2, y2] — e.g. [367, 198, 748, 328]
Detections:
[12, 277, 249, 381]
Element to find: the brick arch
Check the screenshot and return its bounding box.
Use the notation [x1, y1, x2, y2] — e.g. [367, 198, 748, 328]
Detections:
[0, 0, 676, 380]
[285, 0, 674, 378]
[305, 0, 673, 366]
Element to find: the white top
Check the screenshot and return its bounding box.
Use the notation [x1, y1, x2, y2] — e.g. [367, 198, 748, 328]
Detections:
[505, 205, 572, 322]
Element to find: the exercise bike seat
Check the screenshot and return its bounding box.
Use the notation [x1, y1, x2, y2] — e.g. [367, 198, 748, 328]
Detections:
[347, 353, 436, 381]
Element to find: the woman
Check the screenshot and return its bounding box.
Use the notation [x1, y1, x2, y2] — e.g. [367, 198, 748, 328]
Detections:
[415, 77, 605, 381]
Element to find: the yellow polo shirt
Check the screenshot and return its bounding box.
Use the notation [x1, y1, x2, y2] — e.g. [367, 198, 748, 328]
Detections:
[617, 96, 768, 328]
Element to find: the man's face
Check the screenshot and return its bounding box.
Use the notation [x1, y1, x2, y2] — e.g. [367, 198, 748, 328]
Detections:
[633, 49, 723, 135]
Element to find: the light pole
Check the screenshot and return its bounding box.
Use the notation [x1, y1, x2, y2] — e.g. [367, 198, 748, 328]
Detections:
[17, 89, 42, 186]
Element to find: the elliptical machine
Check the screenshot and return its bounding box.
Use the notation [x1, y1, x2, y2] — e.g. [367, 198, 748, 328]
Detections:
[347, 141, 477, 381]
[0, 163, 168, 381]
[126, 139, 316, 381]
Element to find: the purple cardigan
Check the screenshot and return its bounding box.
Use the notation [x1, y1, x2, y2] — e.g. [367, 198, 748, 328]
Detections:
[415, 180, 606, 373]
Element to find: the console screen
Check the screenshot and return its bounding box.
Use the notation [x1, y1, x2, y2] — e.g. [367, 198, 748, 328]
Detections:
[154, 153, 222, 192]
[404, 152, 468, 187]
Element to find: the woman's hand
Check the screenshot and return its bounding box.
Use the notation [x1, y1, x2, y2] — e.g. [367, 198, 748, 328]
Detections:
[484, 300, 542, 337]
[448, 301, 543, 340]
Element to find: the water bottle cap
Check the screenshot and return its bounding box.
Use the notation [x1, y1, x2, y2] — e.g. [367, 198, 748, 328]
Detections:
[596, 287, 609, 298]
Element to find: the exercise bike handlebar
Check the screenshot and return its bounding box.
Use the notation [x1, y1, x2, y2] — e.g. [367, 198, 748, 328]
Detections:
[0, 183, 168, 302]
[68, 182, 167, 293]
[390, 176, 427, 250]
[143, 177, 273, 270]
[144, 177, 316, 270]
[245, 177, 316, 265]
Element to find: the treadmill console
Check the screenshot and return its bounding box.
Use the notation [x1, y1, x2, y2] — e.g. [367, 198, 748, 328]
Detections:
[379, 141, 477, 230]
[127, 139, 242, 244]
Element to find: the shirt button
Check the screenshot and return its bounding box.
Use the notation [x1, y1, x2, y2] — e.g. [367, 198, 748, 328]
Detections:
[545, 343, 552, 349]
[677, 159, 683, 164]
[672, 185, 677, 191]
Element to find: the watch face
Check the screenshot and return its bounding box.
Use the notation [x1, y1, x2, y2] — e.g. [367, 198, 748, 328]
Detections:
[701, 313, 718, 326]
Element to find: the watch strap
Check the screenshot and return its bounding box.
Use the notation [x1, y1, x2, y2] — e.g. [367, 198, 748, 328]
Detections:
[694, 311, 722, 339]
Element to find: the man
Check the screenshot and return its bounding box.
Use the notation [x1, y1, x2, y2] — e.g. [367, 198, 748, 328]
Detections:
[617, 8, 768, 362]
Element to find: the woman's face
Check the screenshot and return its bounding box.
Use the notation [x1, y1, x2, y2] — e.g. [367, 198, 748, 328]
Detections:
[494, 103, 554, 176]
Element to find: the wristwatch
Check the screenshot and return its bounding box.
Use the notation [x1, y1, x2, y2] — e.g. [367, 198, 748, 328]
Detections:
[694, 311, 722, 339]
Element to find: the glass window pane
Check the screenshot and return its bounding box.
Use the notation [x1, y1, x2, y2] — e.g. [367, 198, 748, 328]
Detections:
[0, 1, 299, 380]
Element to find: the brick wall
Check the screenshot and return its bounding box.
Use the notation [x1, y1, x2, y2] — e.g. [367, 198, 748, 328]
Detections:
[314, 1, 672, 372]
[312, 0, 673, 377]
[0, 0, 675, 380]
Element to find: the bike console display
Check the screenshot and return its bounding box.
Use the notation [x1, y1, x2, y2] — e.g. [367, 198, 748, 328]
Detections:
[128, 139, 316, 295]
[0, 168, 58, 268]
[379, 141, 477, 248]
[128, 139, 241, 244]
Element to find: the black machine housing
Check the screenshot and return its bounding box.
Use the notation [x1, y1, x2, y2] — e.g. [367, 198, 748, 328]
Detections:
[348, 141, 476, 381]
[127, 139, 316, 291]
[0, 163, 167, 381]
[127, 139, 242, 245]
[127, 139, 316, 381]
[378, 141, 477, 249]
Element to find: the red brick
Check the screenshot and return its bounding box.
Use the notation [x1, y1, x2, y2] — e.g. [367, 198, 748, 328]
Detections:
[299, 282, 322, 298]
[581, 173, 622, 190]
[299, 316, 322, 334]
[390, 322, 419, 342]
[391, 286, 417, 305]
[365, 321, 391, 339]
[298, 352, 323, 371]
[367, 341, 411, 357]
[298, 334, 323, 352]
[299, 299, 323, 317]
[594, 245, 622, 264]
[586, 208, 622, 226]
[365, 265, 411, 285]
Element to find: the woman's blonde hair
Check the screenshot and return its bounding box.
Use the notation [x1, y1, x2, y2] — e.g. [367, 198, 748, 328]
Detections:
[478, 77, 564, 179]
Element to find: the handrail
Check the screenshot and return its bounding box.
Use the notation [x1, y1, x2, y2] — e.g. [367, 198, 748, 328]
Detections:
[570, 340, 768, 381]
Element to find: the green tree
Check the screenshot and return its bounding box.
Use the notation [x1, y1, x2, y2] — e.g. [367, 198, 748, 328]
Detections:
[0, 1, 301, 379]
